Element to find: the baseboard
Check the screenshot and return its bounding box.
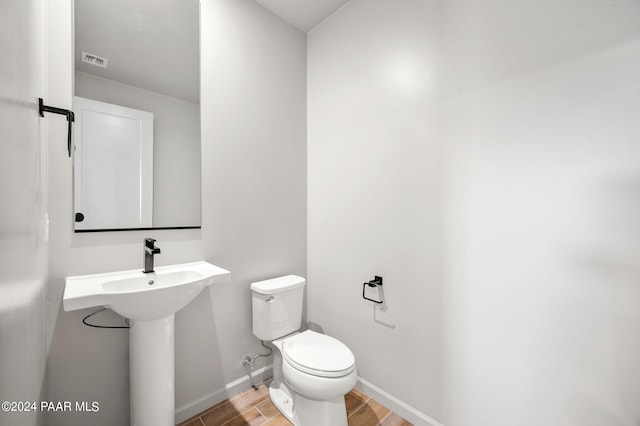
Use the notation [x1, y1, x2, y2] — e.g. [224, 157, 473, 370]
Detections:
[355, 377, 443, 426]
[175, 365, 273, 424]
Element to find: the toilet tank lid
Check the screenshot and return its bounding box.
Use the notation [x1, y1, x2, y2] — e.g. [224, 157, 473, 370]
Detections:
[250, 275, 306, 295]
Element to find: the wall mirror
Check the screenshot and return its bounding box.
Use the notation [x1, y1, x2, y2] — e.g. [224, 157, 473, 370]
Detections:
[73, 0, 201, 232]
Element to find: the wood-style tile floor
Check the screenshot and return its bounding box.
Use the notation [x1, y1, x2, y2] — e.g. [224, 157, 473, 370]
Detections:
[178, 384, 412, 426]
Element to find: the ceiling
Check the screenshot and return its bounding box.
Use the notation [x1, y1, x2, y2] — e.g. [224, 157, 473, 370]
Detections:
[254, 0, 351, 32]
[75, 0, 199, 103]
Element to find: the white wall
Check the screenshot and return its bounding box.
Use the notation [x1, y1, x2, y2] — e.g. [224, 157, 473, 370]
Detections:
[309, 2, 640, 425]
[0, 1, 48, 426]
[47, 1, 141, 425]
[198, 0, 306, 411]
[307, 0, 442, 422]
[45, 0, 306, 424]
[441, 1, 640, 425]
[75, 71, 201, 227]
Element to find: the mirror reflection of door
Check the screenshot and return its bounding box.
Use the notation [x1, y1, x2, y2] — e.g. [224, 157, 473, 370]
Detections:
[73, 96, 153, 230]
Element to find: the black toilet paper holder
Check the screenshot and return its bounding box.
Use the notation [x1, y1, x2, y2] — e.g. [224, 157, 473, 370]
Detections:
[362, 276, 383, 304]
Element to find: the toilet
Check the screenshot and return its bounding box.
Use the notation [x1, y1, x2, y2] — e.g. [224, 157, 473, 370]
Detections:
[251, 275, 357, 426]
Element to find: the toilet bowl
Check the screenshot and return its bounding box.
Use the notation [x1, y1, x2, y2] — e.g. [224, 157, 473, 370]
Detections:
[251, 276, 357, 426]
[280, 330, 357, 398]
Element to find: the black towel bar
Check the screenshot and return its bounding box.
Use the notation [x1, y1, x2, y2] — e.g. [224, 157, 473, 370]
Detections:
[38, 98, 74, 157]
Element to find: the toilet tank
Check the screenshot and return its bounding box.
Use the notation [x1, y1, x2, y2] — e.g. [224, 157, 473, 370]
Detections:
[251, 275, 305, 341]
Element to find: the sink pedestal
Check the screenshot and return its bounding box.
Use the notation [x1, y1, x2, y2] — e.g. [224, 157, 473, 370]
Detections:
[130, 315, 175, 426]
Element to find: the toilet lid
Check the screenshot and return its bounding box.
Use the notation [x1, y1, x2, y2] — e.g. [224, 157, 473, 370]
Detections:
[282, 330, 356, 378]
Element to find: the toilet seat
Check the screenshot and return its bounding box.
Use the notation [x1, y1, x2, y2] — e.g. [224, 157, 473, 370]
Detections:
[282, 330, 356, 378]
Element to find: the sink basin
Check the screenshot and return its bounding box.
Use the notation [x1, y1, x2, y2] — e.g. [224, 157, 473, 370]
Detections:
[64, 261, 230, 321]
[64, 260, 230, 426]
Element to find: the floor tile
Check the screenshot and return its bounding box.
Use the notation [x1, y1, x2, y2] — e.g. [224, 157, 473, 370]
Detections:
[220, 407, 265, 426]
[262, 413, 293, 426]
[201, 400, 245, 426]
[345, 392, 366, 416]
[230, 385, 270, 412]
[349, 387, 370, 402]
[202, 385, 270, 425]
[180, 417, 204, 426]
[380, 412, 413, 426]
[348, 398, 390, 426]
[256, 398, 280, 420]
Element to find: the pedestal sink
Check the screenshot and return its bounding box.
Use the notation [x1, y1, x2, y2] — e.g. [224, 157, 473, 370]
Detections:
[63, 261, 230, 426]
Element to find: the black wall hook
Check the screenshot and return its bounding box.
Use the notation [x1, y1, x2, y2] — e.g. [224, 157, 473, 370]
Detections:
[363, 276, 384, 304]
[39, 98, 75, 157]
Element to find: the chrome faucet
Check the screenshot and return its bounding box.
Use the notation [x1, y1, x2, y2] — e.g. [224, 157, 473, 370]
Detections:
[143, 238, 161, 273]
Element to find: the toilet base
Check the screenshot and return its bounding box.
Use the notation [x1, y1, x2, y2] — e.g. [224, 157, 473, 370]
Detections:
[269, 381, 348, 426]
[269, 381, 295, 422]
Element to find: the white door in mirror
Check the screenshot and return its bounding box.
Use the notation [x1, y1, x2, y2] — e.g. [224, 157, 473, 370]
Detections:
[73, 96, 154, 230]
